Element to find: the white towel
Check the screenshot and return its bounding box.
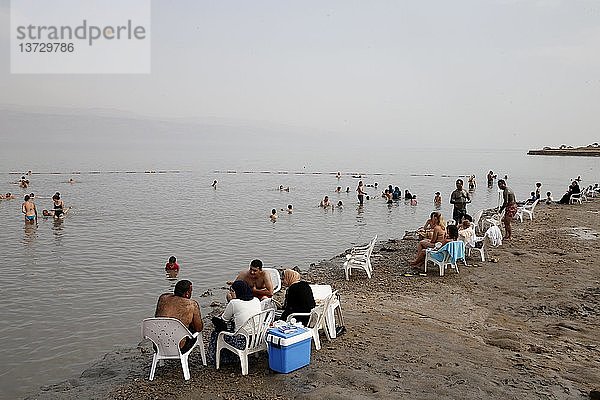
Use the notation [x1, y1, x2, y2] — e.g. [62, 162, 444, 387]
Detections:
[486, 225, 503, 246]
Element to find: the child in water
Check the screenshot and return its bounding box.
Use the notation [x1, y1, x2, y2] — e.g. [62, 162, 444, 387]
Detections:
[165, 256, 179, 272]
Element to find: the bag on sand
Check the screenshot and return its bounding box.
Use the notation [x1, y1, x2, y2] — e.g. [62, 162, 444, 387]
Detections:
[212, 316, 228, 332]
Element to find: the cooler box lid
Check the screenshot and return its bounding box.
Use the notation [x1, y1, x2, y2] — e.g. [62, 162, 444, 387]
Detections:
[267, 326, 312, 346]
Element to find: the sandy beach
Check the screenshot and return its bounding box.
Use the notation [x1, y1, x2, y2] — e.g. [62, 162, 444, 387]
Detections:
[30, 201, 599, 400]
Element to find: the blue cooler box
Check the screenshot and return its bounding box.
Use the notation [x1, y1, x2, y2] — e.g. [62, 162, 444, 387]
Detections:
[266, 327, 312, 373]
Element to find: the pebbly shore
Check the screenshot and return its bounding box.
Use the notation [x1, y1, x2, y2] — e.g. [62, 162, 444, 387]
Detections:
[28, 201, 600, 400]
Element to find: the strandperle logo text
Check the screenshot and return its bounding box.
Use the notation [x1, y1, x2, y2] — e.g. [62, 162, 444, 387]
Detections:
[15, 19, 147, 46]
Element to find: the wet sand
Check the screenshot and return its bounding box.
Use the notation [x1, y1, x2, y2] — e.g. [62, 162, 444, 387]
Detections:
[30, 201, 599, 400]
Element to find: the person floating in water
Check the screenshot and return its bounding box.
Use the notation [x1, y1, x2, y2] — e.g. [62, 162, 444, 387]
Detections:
[212, 180, 217, 189]
[165, 256, 180, 272]
[280, 204, 293, 214]
[22, 194, 37, 223]
[320, 196, 332, 208]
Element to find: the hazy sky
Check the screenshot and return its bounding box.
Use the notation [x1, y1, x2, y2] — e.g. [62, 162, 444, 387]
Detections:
[1, 0, 599, 147]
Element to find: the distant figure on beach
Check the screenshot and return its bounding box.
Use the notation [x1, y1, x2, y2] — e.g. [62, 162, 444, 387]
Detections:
[337, 200, 343, 209]
[356, 181, 365, 205]
[558, 180, 580, 204]
[450, 179, 471, 223]
[535, 182, 542, 199]
[155, 280, 204, 352]
[498, 179, 517, 240]
[525, 192, 537, 205]
[69, 178, 75, 184]
[270, 209, 278, 221]
[212, 180, 217, 189]
[487, 171, 496, 187]
[22, 194, 37, 223]
[27, 170, 32, 176]
[404, 190, 413, 200]
[434, 192, 442, 207]
[279, 185, 290, 192]
[468, 175, 476, 191]
[281, 204, 293, 214]
[320, 196, 332, 208]
[336, 171, 341, 179]
[278, 269, 316, 326]
[410, 211, 446, 268]
[335, 186, 342, 193]
[410, 195, 417, 206]
[165, 256, 179, 272]
[418, 212, 436, 240]
[226, 259, 273, 301]
[1, 192, 15, 200]
[345, 186, 350, 193]
[545, 191, 554, 205]
[392, 187, 401, 200]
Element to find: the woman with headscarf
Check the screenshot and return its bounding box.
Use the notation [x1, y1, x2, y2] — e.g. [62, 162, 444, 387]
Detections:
[279, 269, 316, 326]
[207, 280, 261, 365]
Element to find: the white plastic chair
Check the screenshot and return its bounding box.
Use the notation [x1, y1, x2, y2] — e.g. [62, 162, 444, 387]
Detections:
[309, 285, 344, 339]
[343, 235, 377, 280]
[215, 309, 274, 375]
[569, 193, 583, 204]
[516, 199, 539, 222]
[141, 317, 207, 381]
[286, 291, 337, 350]
[263, 267, 281, 294]
[473, 209, 484, 233]
[466, 235, 486, 262]
[424, 241, 465, 276]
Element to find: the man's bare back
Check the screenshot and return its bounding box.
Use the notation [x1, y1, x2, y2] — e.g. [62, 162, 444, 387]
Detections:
[155, 294, 203, 333]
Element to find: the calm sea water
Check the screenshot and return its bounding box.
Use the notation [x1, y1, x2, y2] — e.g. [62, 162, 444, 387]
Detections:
[0, 149, 598, 399]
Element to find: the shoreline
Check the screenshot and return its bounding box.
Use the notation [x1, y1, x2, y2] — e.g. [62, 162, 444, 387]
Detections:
[29, 202, 600, 400]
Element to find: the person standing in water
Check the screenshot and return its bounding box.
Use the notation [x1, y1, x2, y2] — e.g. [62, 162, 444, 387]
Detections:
[357, 181, 365, 205]
[212, 180, 218, 189]
[22, 195, 37, 223]
[52, 193, 65, 218]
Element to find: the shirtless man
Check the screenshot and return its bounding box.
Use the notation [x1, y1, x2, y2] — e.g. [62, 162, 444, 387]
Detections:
[22, 195, 37, 223]
[154, 280, 204, 351]
[498, 179, 517, 240]
[450, 179, 471, 223]
[227, 259, 273, 301]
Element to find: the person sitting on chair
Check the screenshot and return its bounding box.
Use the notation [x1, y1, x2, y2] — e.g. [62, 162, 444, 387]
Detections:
[227, 259, 273, 300]
[208, 280, 261, 365]
[279, 269, 316, 326]
[154, 280, 204, 353]
[410, 211, 446, 268]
